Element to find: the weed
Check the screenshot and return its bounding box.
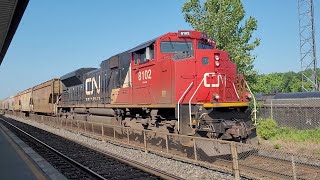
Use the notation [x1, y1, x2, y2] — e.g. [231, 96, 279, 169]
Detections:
[256, 118, 277, 140]
[273, 143, 281, 149]
[257, 118, 320, 143]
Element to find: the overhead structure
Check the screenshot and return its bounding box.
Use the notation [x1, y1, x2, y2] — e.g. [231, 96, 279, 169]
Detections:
[298, 0, 318, 91]
[0, 0, 29, 65]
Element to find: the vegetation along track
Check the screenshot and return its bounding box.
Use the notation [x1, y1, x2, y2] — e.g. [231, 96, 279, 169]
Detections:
[0, 116, 181, 180]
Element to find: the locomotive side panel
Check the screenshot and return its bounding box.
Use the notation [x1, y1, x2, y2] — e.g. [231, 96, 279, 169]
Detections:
[130, 41, 173, 105]
[60, 68, 96, 106]
[83, 52, 132, 105]
[84, 69, 104, 104]
[63, 84, 84, 105]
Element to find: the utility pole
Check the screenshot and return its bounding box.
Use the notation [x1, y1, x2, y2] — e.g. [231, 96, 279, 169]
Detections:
[298, 0, 318, 91]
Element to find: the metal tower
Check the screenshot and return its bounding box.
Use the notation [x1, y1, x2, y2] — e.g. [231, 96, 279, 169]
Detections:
[298, 0, 318, 91]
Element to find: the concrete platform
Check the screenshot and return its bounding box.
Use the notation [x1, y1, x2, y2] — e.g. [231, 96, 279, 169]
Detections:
[0, 117, 66, 180]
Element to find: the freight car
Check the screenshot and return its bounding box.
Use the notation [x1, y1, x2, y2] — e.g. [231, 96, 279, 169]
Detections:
[257, 92, 320, 129]
[19, 88, 32, 114]
[13, 94, 20, 111]
[0, 100, 3, 114]
[1, 98, 6, 111]
[1, 79, 62, 115]
[6, 96, 14, 111]
[58, 30, 257, 143]
[31, 79, 62, 115]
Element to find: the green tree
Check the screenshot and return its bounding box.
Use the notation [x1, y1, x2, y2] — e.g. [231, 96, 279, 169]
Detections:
[182, 0, 260, 84]
[253, 69, 320, 93]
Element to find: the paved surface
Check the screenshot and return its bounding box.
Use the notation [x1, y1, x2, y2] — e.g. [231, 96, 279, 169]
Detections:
[0, 117, 67, 180]
[0, 124, 41, 180]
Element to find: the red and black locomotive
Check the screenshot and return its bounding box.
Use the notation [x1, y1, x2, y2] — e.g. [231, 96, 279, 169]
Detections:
[59, 30, 256, 143]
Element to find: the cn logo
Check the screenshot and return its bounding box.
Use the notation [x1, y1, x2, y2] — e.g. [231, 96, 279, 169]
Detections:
[204, 73, 222, 88]
[85, 76, 101, 95]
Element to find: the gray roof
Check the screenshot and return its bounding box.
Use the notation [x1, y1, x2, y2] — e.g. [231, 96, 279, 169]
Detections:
[0, 0, 29, 65]
[60, 68, 96, 87]
[274, 92, 320, 99]
[129, 38, 157, 53]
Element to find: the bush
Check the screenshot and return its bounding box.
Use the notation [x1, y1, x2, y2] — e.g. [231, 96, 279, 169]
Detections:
[257, 118, 278, 140]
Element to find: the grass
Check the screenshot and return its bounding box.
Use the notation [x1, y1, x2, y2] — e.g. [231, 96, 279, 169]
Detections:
[257, 118, 320, 143]
[276, 128, 320, 143]
[257, 118, 320, 156]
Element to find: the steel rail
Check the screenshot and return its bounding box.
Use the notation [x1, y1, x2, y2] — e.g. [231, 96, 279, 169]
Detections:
[0, 117, 107, 180]
[69, 137, 184, 180]
[1, 116, 184, 180]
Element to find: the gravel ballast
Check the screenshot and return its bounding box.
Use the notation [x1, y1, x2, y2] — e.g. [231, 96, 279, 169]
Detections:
[5, 115, 235, 180]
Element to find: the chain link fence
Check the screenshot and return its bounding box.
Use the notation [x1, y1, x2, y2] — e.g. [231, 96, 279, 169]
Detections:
[3, 112, 320, 179]
[258, 98, 320, 129]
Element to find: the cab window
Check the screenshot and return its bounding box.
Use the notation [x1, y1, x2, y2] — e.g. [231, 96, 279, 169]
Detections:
[146, 45, 154, 60]
[134, 53, 139, 64]
[140, 50, 146, 64]
[133, 45, 154, 64]
[161, 41, 193, 53]
[198, 41, 214, 49]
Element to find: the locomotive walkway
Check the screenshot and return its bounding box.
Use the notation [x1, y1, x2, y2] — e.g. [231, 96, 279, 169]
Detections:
[0, 118, 65, 180]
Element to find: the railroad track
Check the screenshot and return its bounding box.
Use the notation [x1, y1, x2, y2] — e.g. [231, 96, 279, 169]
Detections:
[0, 116, 182, 180]
[209, 151, 320, 179]
[239, 154, 320, 180]
[4, 114, 320, 180]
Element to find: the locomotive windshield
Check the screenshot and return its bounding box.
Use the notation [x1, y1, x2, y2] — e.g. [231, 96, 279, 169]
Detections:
[160, 41, 193, 53]
[198, 41, 214, 49]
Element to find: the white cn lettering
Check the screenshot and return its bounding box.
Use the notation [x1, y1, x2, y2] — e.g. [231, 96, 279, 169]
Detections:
[85, 78, 92, 95]
[92, 76, 101, 94]
[204, 73, 220, 88]
[85, 76, 101, 95]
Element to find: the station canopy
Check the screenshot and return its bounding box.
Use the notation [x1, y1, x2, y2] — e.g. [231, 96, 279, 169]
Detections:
[0, 0, 29, 65]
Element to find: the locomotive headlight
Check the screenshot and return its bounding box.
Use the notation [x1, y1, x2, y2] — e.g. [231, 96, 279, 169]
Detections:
[215, 61, 220, 67]
[214, 94, 220, 100]
[214, 54, 220, 61]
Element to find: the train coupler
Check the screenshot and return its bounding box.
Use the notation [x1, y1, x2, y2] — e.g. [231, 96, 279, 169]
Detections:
[225, 121, 252, 139]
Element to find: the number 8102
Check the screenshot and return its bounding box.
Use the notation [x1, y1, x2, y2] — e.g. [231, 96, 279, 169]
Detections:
[138, 69, 152, 81]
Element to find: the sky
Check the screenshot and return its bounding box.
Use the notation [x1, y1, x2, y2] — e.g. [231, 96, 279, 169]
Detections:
[0, 0, 318, 99]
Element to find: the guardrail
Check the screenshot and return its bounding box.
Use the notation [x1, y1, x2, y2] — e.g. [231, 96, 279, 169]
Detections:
[5, 111, 320, 180]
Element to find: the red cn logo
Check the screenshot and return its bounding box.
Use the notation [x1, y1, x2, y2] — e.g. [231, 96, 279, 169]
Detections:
[204, 73, 223, 88]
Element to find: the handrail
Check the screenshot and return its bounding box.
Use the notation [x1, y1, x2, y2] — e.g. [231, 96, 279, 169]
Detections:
[177, 82, 193, 132]
[232, 83, 240, 100]
[244, 81, 257, 125]
[188, 77, 205, 127]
